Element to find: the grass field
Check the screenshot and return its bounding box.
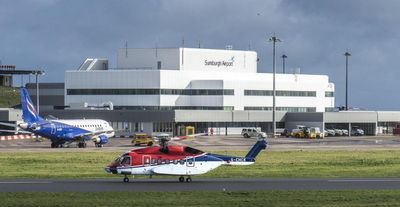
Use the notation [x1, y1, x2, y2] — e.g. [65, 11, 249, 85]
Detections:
[0, 86, 19, 108]
[1, 149, 400, 179]
[2, 190, 400, 207]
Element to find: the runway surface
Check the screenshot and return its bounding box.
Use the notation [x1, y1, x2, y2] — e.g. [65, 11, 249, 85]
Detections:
[2, 135, 400, 152]
[1, 178, 400, 192]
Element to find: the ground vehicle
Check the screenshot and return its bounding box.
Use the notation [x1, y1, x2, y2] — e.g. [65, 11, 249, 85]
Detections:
[309, 127, 324, 139]
[325, 129, 335, 137]
[131, 133, 154, 146]
[105, 139, 267, 183]
[291, 126, 323, 139]
[241, 128, 267, 138]
[342, 129, 349, 136]
[291, 125, 309, 138]
[334, 129, 343, 136]
[351, 128, 364, 136]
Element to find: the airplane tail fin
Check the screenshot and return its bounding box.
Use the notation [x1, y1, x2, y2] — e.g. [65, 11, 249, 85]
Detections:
[245, 139, 268, 159]
[20, 87, 42, 123]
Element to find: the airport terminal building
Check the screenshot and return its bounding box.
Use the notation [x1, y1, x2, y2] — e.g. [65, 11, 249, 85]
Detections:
[57, 48, 333, 135]
[8, 47, 397, 136]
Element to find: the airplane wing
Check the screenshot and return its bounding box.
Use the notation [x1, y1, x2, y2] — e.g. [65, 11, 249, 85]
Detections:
[71, 129, 115, 140]
[0, 122, 17, 128]
[0, 129, 32, 134]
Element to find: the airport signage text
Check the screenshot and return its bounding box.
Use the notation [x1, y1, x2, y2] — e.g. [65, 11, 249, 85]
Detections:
[204, 56, 235, 68]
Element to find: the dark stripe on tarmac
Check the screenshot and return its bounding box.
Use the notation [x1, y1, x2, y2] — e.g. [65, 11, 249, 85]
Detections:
[1, 178, 400, 192]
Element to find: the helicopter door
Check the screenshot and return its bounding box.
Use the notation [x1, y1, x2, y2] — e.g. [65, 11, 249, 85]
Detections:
[186, 157, 195, 167]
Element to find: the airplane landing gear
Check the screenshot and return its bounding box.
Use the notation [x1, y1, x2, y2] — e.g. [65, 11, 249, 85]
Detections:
[123, 175, 129, 183]
[95, 143, 103, 148]
[78, 142, 87, 148]
[51, 142, 63, 148]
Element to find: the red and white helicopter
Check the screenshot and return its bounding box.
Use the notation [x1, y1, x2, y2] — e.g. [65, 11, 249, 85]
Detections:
[105, 138, 267, 182]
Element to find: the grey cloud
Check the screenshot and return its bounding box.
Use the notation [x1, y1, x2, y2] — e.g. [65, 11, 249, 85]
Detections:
[1, 0, 399, 109]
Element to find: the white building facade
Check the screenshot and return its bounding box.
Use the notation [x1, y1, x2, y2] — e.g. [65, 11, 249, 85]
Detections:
[65, 48, 335, 113]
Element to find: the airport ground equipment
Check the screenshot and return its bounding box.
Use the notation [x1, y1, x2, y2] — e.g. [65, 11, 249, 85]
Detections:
[131, 133, 154, 146]
[241, 128, 267, 138]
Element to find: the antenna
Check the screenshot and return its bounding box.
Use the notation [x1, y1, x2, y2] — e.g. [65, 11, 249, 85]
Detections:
[155, 42, 158, 58]
[125, 41, 128, 58]
[182, 37, 185, 47]
[198, 40, 201, 48]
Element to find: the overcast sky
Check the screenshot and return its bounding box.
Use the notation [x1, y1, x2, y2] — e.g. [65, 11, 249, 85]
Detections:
[1, 0, 400, 110]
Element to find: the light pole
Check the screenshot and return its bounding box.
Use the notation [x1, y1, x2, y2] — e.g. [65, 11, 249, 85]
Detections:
[281, 54, 287, 74]
[269, 36, 281, 137]
[33, 70, 44, 114]
[344, 51, 351, 111]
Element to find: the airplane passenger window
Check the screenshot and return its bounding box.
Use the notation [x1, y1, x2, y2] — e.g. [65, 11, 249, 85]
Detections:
[151, 159, 156, 165]
[179, 160, 185, 165]
[157, 158, 162, 165]
[165, 159, 170, 164]
[173, 160, 178, 165]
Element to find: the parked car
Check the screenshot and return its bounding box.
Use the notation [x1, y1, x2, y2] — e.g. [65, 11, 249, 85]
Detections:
[325, 129, 335, 137]
[341, 129, 349, 136]
[351, 128, 364, 136]
[334, 129, 343, 136]
[241, 128, 267, 138]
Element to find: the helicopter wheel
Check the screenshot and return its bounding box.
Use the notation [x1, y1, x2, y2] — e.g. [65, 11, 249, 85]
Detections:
[186, 177, 192, 183]
[179, 176, 185, 183]
[123, 176, 129, 183]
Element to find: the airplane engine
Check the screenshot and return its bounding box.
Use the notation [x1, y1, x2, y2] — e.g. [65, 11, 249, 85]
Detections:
[94, 135, 109, 145]
[28, 123, 40, 131]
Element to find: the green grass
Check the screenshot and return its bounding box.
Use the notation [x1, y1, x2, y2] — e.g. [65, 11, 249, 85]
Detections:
[2, 190, 400, 207]
[2, 150, 400, 179]
[0, 86, 19, 108]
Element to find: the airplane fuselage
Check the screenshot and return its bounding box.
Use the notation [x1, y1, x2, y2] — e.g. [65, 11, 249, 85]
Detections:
[22, 119, 114, 145]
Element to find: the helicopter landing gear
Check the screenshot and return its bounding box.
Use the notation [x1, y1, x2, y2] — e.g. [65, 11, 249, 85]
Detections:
[179, 176, 192, 183]
[123, 175, 129, 183]
[186, 176, 192, 183]
[179, 176, 184, 182]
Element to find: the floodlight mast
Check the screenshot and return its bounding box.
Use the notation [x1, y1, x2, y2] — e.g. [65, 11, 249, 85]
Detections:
[269, 36, 281, 137]
[281, 54, 287, 74]
[344, 51, 351, 111]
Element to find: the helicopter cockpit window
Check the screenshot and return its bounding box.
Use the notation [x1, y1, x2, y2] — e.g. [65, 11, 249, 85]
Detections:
[121, 156, 131, 165]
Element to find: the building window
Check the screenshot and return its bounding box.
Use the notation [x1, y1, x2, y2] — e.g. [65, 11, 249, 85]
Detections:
[114, 106, 234, 111]
[244, 90, 316, 97]
[325, 107, 334, 112]
[68, 88, 234, 96]
[244, 106, 316, 112]
[157, 61, 162, 69]
[325, 91, 334, 97]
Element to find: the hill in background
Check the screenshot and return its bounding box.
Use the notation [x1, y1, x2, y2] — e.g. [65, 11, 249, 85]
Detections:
[0, 86, 20, 108]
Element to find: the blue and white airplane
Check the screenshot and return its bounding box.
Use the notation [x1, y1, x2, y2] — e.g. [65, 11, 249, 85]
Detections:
[14, 88, 114, 148]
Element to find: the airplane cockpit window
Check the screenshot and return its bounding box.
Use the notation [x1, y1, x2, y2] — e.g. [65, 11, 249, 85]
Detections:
[184, 147, 204, 155]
